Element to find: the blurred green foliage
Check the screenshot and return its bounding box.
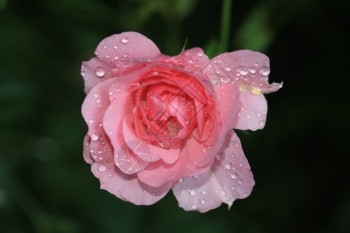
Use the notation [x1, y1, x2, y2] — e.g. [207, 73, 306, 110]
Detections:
[0, 0, 349, 233]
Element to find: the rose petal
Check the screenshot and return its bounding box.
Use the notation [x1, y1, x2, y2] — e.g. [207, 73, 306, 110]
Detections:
[173, 48, 210, 73]
[137, 148, 208, 188]
[172, 130, 255, 212]
[91, 162, 172, 205]
[95, 31, 161, 64]
[82, 78, 116, 162]
[185, 136, 218, 168]
[207, 50, 282, 94]
[234, 90, 268, 130]
[213, 80, 240, 131]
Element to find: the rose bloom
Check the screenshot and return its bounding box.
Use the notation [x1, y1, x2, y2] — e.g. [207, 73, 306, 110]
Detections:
[81, 32, 281, 212]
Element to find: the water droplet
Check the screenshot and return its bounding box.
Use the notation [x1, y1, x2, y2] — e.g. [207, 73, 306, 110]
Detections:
[241, 192, 249, 198]
[193, 175, 200, 179]
[225, 67, 231, 72]
[197, 52, 203, 57]
[121, 37, 128, 44]
[246, 114, 251, 119]
[113, 56, 119, 60]
[231, 173, 238, 179]
[201, 190, 207, 195]
[98, 164, 106, 172]
[90, 149, 94, 154]
[238, 179, 244, 185]
[220, 190, 226, 196]
[88, 119, 94, 124]
[259, 66, 270, 76]
[192, 205, 197, 210]
[178, 178, 184, 183]
[190, 190, 197, 196]
[237, 66, 248, 75]
[220, 76, 231, 83]
[113, 45, 118, 49]
[216, 152, 225, 161]
[95, 68, 105, 77]
[225, 162, 232, 170]
[81, 71, 86, 77]
[200, 199, 206, 205]
[210, 79, 219, 85]
[256, 113, 261, 117]
[259, 121, 265, 127]
[91, 133, 99, 141]
[249, 67, 257, 74]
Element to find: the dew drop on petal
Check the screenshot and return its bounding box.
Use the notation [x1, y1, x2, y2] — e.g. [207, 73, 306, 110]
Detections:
[259, 121, 265, 127]
[231, 173, 238, 179]
[241, 192, 249, 198]
[178, 178, 184, 183]
[98, 164, 106, 172]
[225, 162, 232, 170]
[216, 152, 225, 161]
[238, 179, 244, 185]
[237, 66, 248, 75]
[190, 190, 197, 196]
[201, 190, 207, 195]
[220, 190, 226, 196]
[95, 68, 105, 77]
[249, 67, 257, 74]
[259, 66, 270, 76]
[200, 199, 206, 205]
[121, 37, 128, 44]
[81, 71, 86, 77]
[225, 67, 231, 72]
[91, 133, 99, 141]
[220, 76, 231, 83]
[192, 205, 197, 210]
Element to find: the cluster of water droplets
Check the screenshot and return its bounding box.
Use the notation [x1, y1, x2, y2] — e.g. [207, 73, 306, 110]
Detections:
[204, 55, 276, 94]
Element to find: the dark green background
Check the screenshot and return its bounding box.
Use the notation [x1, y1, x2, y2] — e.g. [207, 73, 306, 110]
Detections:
[1, 0, 349, 232]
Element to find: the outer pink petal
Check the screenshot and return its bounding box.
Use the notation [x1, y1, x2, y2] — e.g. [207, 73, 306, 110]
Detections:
[234, 91, 268, 130]
[82, 78, 116, 162]
[95, 31, 161, 64]
[185, 135, 220, 168]
[172, 130, 255, 213]
[137, 149, 208, 188]
[91, 162, 172, 205]
[172, 48, 210, 73]
[213, 80, 240, 131]
[208, 50, 282, 94]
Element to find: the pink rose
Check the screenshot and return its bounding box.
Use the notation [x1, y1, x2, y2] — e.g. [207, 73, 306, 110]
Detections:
[81, 31, 281, 212]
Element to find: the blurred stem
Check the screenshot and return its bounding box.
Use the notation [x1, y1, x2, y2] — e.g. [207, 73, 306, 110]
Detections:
[219, 0, 232, 53]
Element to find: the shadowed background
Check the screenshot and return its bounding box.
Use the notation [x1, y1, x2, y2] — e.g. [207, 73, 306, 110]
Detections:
[0, 0, 349, 232]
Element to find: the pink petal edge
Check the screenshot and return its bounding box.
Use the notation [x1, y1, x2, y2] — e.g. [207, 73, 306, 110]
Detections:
[172, 130, 255, 212]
